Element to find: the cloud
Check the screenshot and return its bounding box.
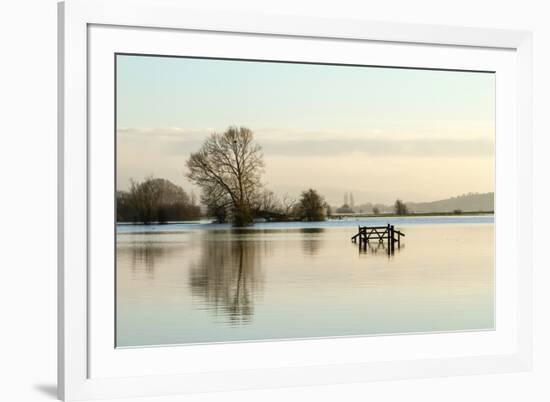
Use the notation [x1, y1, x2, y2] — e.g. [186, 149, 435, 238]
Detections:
[117, 128, 493, 158]
[261, 138, 493, 157]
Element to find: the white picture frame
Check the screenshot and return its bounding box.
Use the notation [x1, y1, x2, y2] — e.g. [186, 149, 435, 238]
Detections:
[58, 0, 533, 400]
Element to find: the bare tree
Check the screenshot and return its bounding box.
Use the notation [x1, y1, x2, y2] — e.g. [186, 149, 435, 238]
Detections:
[200, 182, 232, 223]
[186, 126, 264, 226]
[394, 199, 408, 215]
[253, 189, 279, 215]
[128, 177, 161, 224]
[117, 176, 200, 224]
[280, 194, 296, 216]
[296, 189, 327, 221]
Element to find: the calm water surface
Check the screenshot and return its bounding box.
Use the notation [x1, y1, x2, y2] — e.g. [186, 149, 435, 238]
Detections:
[116, 215, 494, 347]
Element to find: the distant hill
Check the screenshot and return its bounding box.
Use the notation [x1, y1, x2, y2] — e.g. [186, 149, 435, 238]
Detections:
[344, 192, 494, 214]
[406, 192, 494, 213]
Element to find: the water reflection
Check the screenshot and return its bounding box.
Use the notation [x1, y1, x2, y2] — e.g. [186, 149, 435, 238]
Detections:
[116, 222, 494, 347]
[357, 241, 406, 256]
[300, 228, 325, 255]
[189, 234, 264, 324]
[118, 240, 181, 277]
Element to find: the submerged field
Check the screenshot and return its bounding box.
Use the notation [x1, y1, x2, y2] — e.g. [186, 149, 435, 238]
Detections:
[116, 215, 494, 347]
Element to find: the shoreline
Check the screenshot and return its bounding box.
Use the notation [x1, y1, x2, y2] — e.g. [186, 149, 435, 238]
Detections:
[116, 211, 494, 226]
[329, 210, 494, 219]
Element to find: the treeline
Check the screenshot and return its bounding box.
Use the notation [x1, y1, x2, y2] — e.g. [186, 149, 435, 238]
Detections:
[338, 192, 494, 215]
[186, 126, 329, 226]
[256, 188, 328, 222]
[206, 187, 329, 224]
[334, 199, 407, 215]
[116, 176, 330, 225]
[117, 177, 201, 224]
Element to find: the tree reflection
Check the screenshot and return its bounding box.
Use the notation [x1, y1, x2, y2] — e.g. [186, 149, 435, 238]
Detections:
[300, 227, 325, 255]
[117, 240, 177, 277]
[189, 234, 264, 324]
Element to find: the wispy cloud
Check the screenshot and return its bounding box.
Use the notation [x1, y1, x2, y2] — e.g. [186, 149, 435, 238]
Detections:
[261, 138, 492, 157]
[117, 127, 493, 158]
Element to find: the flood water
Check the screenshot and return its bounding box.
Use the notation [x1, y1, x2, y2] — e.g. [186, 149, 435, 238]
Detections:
[116, 215, 494, 347]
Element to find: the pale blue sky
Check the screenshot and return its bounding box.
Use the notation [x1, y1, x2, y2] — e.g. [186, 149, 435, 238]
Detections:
[116, 55, 495, 204]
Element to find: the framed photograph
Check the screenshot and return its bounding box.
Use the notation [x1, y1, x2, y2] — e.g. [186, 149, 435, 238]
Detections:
[58, 0, 533, 400]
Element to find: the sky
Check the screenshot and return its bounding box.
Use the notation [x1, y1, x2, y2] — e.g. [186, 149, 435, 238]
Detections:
[116, 54, 495, 205]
